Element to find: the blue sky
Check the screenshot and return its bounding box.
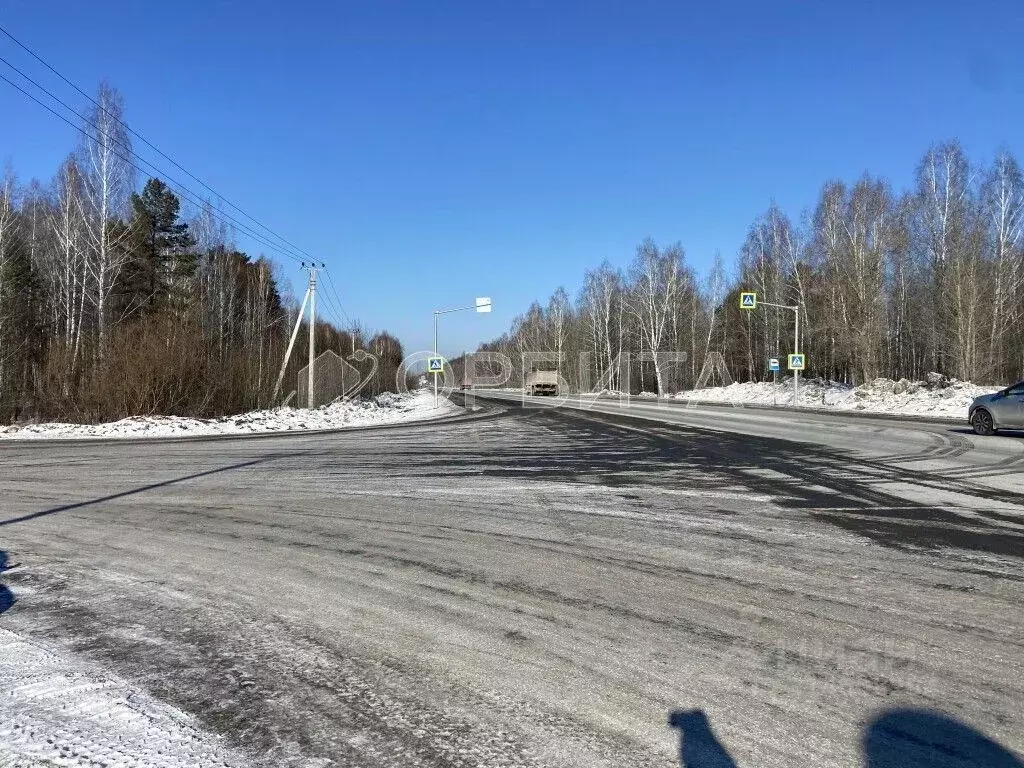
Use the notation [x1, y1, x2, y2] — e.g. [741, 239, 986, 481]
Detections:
[2, 0, 1022, 356]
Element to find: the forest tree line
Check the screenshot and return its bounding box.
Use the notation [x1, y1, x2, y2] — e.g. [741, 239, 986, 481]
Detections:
[0, 83, 403, 423]
[476, 141, 1024, 395]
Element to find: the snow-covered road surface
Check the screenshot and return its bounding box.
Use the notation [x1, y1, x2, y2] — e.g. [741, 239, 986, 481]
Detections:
[1, 396, 1022, 767]
[0, 626, 249, 768]
[0, 389, 461, 440]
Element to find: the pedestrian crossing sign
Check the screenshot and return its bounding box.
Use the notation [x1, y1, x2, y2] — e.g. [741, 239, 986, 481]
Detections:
[788, 354, 806, 371]
[427, 356, 444, 374]
[740, 292, 757, 310]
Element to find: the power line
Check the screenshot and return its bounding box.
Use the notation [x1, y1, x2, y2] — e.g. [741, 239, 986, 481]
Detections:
[322, 269, 354, 329]
[0, 23, 316, 265]
[0, 32, 369, 342]
[0, 65, 302, 266]
[316, 276, 348, 328]
[296, 261, 346, 330]
[0, 56, 305, 264]
[321, 294, 347, 329]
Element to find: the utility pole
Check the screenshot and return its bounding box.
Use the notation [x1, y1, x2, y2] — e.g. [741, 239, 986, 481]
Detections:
[271, 262, 324, 408]
[307, 265, 318, 408]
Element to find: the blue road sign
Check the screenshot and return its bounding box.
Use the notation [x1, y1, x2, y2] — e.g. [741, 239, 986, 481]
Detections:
[768, 358, 780, 372]
[427, 356, 444, 373]
[740, 292, 757, 310]
[788, 353, 806, 371]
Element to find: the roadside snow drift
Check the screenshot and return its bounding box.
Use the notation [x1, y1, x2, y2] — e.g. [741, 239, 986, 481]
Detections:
[0, 389, 461, 440]
[671, 375, 1001, 419]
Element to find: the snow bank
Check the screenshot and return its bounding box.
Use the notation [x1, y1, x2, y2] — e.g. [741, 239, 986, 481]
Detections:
[0, 389, 461, 440]
[671, 376, 1001, 419]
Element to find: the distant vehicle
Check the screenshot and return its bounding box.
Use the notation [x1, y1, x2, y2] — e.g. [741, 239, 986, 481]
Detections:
[969, 380, 1024, 435]
[524, 369, 559, 396]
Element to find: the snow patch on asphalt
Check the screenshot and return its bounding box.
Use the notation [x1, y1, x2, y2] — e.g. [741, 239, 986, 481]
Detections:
[667, 376, 1000, 419]
[0, 390, 460, 440]
[0, 626, 250, 768]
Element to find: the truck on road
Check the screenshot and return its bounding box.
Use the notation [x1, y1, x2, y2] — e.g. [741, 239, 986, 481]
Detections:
[524, 369, 559, 396]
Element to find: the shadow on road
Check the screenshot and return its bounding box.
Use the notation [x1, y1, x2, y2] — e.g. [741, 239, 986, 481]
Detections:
[949, 427, 1024, 439]
[669, 708, 1023, 767]
[864, 709, 1024, 768]
[0, 551, 15, 614]
[426, 404, 1024, 557]
[669, 709, 738, 767]
[0, 458, 267, 528]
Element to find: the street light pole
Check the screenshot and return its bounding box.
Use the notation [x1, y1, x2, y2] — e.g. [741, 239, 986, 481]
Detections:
[433, 310, 439, 407]
[431, 298, 492, 408]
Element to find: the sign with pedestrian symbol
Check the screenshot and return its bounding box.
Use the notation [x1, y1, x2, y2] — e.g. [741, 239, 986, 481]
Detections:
[740, 292, 757, 310]
[768, 358, 780, 372]
[788, 353, 806, 371]
[427, 356, 444, 374]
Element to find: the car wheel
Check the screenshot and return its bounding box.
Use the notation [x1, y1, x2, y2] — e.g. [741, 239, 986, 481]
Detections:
[971, 408, 996, 436]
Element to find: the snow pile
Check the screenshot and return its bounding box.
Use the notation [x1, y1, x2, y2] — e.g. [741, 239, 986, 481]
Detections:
[672, 375, 1001, 419]
[0, 627, 250, 767]
[0, 389, 461, 440]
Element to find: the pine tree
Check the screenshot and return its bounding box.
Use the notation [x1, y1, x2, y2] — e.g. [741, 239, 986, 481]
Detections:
[123, 178, 196, 314]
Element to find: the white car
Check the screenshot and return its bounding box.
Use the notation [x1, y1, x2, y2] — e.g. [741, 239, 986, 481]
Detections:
[969, 380, 1024, 435]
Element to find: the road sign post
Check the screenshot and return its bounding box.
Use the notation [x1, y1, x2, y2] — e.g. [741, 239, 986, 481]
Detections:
[794, 306, 800, 405]
[769, 357, 780, 406]
[743, 292, 804, 405]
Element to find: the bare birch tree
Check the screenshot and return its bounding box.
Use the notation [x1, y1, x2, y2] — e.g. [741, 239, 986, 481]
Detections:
[43, 157, 91, 381]
[627, 239, 685, 395]
[981, 151, 1024, 380]
[78, 82, 135, 359]
[0, 167, 18, 394]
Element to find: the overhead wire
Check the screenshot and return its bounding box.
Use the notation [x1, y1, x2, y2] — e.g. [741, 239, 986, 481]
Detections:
[0, 23, 316, 265]
[322, 269, 354, 330]
[315, 274, 348, 329]
[0, 66, 303, 267]
[0, 26, 380, 404]
[0, 63, 309, 270]
[0, 28, 371, 346]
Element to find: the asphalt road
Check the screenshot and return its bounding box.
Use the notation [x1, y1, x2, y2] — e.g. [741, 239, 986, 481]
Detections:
[1, 395, 1022, 767]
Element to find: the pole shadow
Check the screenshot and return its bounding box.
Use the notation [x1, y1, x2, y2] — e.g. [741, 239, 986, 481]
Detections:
[0, 457, 266, 528]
